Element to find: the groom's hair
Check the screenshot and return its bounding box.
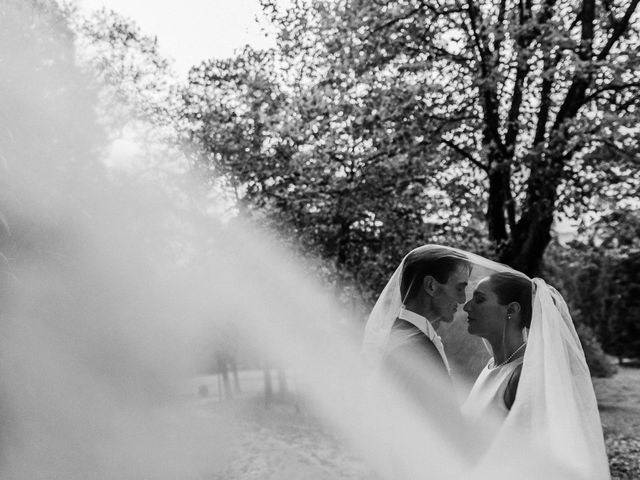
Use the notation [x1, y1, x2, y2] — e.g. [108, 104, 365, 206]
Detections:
[489, 272, 533, 328]
[400, 248, 470, 303]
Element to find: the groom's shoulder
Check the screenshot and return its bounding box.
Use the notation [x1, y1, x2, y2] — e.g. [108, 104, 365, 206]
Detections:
[390, 318, 433, 349]
[385, 319, 448, 377]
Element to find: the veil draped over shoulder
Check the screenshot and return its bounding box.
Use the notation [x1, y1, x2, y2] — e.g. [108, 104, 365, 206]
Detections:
[361, 245, 610, 480]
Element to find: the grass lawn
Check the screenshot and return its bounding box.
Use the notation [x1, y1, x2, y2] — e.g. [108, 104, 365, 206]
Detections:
[593, 365, 640, 480]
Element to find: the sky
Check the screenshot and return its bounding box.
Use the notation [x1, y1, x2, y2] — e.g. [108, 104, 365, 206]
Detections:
[78, 0, 277, 78]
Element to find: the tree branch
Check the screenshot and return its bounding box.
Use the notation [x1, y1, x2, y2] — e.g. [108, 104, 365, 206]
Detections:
[370, 5, 425, 35]
[583, 80, 640, 104]
[597, 138, 640, 163]
[442, 138, 487, 170]
[463, 1, 508, 156]
[597, 0, 640, 61]
[532, 51, 560, 147]
[397, 43, 473, 68]
[551, 0, 597, 132]
[494, 0, 557, 160]
[422, 1, 466, 16]
[492, 0, 508, 55]
[561, 124, 601, 161]
[504, 0, 536, 155]
[579, 0, 596, 62]
[505, 183, 517, 234]
[463, 0, 490, 76]
[527, 0, 559, 39]
[602, 0, 617, 26]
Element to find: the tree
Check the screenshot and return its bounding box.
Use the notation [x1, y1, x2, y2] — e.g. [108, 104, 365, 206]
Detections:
[263, 0, 640, 275]
[71, 7, 177, 137]
[181, 46, 490, 305]
[69, 7, 190, 190]
[0, 0, 103, 188]
[0, 0, 109, 269]
[0, 0, 110, 460]
[182, 0, 640, 283]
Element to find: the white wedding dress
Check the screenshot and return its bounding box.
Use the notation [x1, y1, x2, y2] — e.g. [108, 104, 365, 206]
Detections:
[461, 356, 523, 425]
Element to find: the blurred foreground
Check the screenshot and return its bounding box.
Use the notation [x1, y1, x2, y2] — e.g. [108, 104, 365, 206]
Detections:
[183, 365, 640, 480]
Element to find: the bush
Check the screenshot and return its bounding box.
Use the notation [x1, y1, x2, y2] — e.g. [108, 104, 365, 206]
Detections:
[545, 241, 640, 373]
[575, 322, 618, 378]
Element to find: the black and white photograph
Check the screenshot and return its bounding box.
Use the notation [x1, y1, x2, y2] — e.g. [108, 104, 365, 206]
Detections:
[1, 1, 639, 479]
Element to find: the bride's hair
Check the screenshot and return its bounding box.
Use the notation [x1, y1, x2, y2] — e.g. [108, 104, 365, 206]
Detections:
[400, 248, 470, 302]
[488, 272, 533, 328]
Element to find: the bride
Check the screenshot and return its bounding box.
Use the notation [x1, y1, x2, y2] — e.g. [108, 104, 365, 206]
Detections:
[461, 272, 531, 419]
[362, 245, 610, 480]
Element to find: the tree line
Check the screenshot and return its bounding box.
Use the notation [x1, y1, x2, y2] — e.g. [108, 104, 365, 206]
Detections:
[2, 0, 638, 371]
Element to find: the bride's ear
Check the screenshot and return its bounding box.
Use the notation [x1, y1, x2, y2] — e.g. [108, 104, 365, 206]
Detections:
[507, 302, 522, 317]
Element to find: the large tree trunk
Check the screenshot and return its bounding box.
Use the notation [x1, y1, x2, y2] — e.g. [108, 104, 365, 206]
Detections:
[486, 166, 508, 244]
[483, 0, 610, 275]
[499, 150, 563, 276]
[485, 153, 513, 248]
[502, 210, 554, 276]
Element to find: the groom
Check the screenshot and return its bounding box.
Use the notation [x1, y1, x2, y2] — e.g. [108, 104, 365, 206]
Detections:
[383, 247, 470, 406]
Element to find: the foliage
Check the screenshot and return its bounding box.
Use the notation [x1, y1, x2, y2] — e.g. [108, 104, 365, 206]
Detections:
[69, 6, 197, 197]
[64, 0, 636, 375]
[0, 0, 103, 186]
[174, 0, 640, 323]
[180, 0, 640, 283]
[71, 7, 177, 138]
[545, 207, 640, 364]
[180, 43, 490, 306]
[575, 322, 618, 377]
[611, 250, 640, 361]
[0, 0, 109, 279]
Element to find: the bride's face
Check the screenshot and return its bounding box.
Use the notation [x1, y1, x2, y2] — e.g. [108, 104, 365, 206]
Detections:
[463, 278, 507, 339]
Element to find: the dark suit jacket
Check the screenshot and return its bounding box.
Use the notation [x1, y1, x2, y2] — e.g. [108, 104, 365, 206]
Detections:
[382, 318, 456, 421]
[380, 319, 482, 471]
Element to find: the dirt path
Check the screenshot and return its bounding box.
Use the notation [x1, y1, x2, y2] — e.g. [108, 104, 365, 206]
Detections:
[205, 400, 372, 480]
[197, 367, 640, 480]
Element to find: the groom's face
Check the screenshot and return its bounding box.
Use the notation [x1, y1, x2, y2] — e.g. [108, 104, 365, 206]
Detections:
[431, 265, 470, 323]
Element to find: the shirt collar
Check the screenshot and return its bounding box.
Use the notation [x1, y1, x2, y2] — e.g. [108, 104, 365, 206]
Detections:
[398, 307, 438, 340]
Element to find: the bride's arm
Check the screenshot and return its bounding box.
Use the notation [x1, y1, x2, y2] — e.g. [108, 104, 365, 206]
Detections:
[503, 364, 523, 410]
